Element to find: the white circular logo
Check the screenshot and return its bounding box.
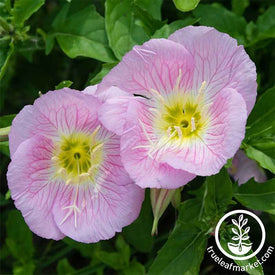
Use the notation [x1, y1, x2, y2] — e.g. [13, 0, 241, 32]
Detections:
[215, 210, 266, 260]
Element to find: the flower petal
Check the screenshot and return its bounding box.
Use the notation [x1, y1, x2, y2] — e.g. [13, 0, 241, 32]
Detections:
[7, 135, 65, 240]
[169, 26, 257, 114]
[9, 105, 35, 158]
[161, 88, 247, 175]
[9, 88, 102, 156]
[96, 39, 194, 98]
[82, 84, 98, 95]
[229, 150, 267, 184]
[33, 88, 101, 136]
[98, 94, 141, 136]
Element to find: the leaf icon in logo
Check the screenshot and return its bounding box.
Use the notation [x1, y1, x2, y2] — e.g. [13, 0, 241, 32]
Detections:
[228, 215, 253, 255]
[239, 214, 243, 223]
[242, 218, 248, 227]
[244, 226, 250, 234]
[232, 228, 239, 235]
[232, 219, 238, 227]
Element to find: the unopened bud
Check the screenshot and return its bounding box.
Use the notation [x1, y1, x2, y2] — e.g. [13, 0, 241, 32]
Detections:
[150, 188, 180, 236]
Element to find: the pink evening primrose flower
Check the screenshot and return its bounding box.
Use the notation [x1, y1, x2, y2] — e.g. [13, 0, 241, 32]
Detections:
[92, 26, 257, 189]
[228, 150, 267, 185]
[7, 88, 144, 243]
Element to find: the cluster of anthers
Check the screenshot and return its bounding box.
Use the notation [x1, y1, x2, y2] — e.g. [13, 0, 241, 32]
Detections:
[134, 70, 209, 159]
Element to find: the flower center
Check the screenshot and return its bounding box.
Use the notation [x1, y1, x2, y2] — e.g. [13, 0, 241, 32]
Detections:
[162, 100, 202, 139]
[52, 127, 103, 185]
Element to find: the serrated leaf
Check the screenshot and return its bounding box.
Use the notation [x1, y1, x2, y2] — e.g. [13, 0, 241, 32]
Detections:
[11, 0, 45, 26]
[52, 0, 115, 62]
[173, 0, 200, 12]
[234, 178, 275, 214]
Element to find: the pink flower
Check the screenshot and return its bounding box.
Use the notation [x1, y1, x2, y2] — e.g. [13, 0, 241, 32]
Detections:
[7, 88, 144, 243]
[228, 150, 267, 185]
[95, 26, 256, 189]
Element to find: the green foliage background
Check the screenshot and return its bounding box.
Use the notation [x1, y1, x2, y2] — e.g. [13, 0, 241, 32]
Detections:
[0, 0, 274, 274]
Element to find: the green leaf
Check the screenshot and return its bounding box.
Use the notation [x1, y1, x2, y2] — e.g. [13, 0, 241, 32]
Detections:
[55, 80, 73, 90]
[246, 86, 275, 138]
[5, 210, 34, 264]
[13, 262, 35, 275]
[173, 0, 200, 12]
[234, 178, 275, 214]
[57, 258, 75, 275]
[105, 0, 162, 60]
[244, 86, 275, 173]
[152, 18, 199, 38]
[203, 169, 233, 218]
[88, 63, 118, 86]
[256, 6, 275, 41]
[135, 0, 163, 20]
[0, 37, 14, 80]
[123, 190, 154, 253]
[37, 28, 55, 55]
[148, 203, 208, 275]
[193, 4, 247, 44]
[96, 236, 130, 270]
[115, 235, 131, 265]
[11, 0, 45, 26]
[63, 237, 100, 259]
[52, 0, 115, 62]
[121, 260, 146, 275]
[189, 168, 233, 222]
[149, 169, 233, 274]
[231, 0, 249, 16]
[244, 145, 275, 174]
